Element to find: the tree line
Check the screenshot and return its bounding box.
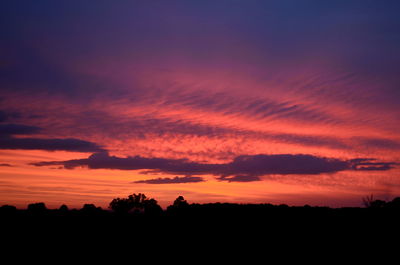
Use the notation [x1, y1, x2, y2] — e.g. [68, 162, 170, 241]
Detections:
[1, 193, 400, 218]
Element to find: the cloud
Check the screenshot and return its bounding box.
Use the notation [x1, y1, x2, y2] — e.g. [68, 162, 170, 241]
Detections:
[0, 137, 104, 153]
[0, 109, 21, 123]
[265, 133, 349, 150]
[0, 124, 41, 135]
[356, 137, 400, 150]
[32, 152, 219, 171]
[0, 111, 7, 122]
[31, 152, 396, 180]
[0, 163, 13, 167]
[161, 89, 340, 126]
[222, 154, 349, 176]
[349, 158, 397, 171]
[0, 122, 104, 153]
[67, 110, 350, 150]
[217, 175, 261, 182]
[133, 176, 205, 184]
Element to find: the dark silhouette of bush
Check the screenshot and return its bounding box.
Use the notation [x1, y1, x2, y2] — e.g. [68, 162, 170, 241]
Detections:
[362, 196, 400, 209]
[82, 203, 98, 211]
[59, 204, 69, 212]
[362, 194, 374, 208]
[56, 204, 69, 217]
[0, 205, 17, 215]
[27, 202, 47, 215]
[80, 204, 103, 217]
[387, 197, 400, 208]
[370, 199, 386, 208]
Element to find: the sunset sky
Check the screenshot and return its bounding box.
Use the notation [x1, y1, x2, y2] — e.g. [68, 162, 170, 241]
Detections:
[1, 0, 400, 208]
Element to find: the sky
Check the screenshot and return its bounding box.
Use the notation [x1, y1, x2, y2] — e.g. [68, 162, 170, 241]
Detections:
[1, 0, 400, 209]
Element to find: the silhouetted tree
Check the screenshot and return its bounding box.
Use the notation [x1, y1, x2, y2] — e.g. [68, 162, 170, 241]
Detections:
[82, 204, 97, 211]
[362, 194, 388, 209]
[27, 202, 47, 214]
[386, 197, 400, 208]
[173, 196, 189, 208]
[128, 193, 148, 212]
[81, 204, 103, 216]
[362, 194, 376, 208]
[0, 205, 17, 215]
[167, 196, 190, 214]
[109, 197, 132, 214]
[143, 198, 163, 215]
[109, 193, 162, 215]
[59, 204, 69, 212]
[370, 200, 386, 209]
[56, 204, 69, 217]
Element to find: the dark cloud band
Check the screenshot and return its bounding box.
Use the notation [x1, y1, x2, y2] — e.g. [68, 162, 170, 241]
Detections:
[0, 124, 41, 135]
[31, 152, 397, 182]
[134, 176, 204, 184]
[0, 137, 105, 153]
[0, 122, 104, 153]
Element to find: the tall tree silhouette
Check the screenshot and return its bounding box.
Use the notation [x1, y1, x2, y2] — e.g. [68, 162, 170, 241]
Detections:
[109, 193, 161, 215]
[167, 196, 189, 214]
[173, 196, 189, 208]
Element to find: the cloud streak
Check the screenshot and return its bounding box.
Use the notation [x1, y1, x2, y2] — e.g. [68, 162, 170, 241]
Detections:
[0, 120, 104, 153]
[0, 124, 41, 135]
[0, 122, 104, 153]
[0, 137, 105, 153]
[134, 176, 205, 184]
[349, 158, 397, 171]
[217, 175, 261, 183]
[31, 152, 397, 182]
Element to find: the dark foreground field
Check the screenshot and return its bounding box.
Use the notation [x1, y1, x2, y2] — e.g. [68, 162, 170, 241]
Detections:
[2, 196, 400, 240]
[2, 200, 400, 259]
